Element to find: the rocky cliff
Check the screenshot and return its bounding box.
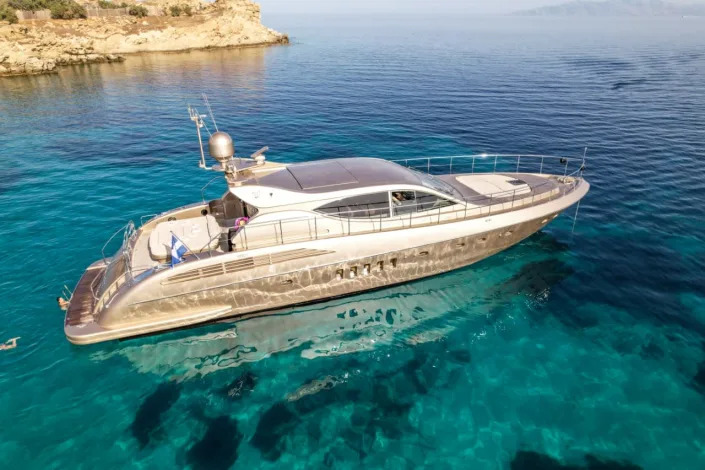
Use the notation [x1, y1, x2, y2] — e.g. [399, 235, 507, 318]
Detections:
[0, 0, 288, 76]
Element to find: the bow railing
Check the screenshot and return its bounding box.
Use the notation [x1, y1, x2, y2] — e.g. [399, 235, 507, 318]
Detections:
[392, 153, 586, 178]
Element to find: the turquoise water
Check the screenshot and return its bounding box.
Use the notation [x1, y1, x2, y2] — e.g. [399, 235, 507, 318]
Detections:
[1, 14, 705, 470]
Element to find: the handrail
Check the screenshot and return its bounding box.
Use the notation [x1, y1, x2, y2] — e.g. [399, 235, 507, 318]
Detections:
[140, 214, 158, 226]
[201, 174, 222, 204]
[123, 153, 585, 268]
[392, 153, 584, 164]
[392, 153, 586, 179]
[101, 221, 135, 263]
[93, 221, 136, 305]
[227, 171, 583, 252]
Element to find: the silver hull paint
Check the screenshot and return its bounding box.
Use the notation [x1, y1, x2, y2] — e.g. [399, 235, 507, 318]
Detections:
[65, 169, 589, 345]
[67, 211, 563, 345]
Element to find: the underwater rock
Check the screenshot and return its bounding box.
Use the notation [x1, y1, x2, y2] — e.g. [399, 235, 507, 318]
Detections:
[404, 325, 455, 345]
[222, 371, 257, 399]
[186, 416, 242, 470]
[448, 348, 472, 364]
[638, 340, 664, 360]
[511, 451, 573, 469]
[510, 451, 643, 470]
[583, 454, 643, 470]
[286, 374, 347, 402]
[691, 361, 705, 395]
[131, 382, 181, 449]
[292, 379, 360, 415]
[324, 440, 363, 467]
[498, 258, 597, 329]
[250, 403, 299, 461]
[500, 259, 575, 299]
[252, 358, 422, 461]
[526, 231, 571, 253]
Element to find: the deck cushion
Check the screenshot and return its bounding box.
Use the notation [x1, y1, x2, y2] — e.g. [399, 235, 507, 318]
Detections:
[455, 174, 531, 197]
[148, 215, 221, 260]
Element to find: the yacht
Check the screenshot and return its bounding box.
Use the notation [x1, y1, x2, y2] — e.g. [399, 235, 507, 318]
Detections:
[62, 109, 589, 345]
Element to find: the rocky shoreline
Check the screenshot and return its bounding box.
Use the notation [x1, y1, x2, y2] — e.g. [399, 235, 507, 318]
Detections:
[0, 0, 288, 77]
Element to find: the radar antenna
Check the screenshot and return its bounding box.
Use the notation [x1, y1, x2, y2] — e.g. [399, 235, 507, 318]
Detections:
[187, 96, 271, 187]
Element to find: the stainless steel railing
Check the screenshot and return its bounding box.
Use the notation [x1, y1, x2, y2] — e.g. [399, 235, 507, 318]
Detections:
[392, 153, 586, 178]
[91, 221, 137, 308]
[88, 154, 586, 309]
[230, 172, 584, 253]
[159, 154, 586, 257]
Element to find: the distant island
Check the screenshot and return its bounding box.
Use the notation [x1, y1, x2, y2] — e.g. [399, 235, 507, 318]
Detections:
[0, 0, 288, 77]
[513, 0, 705, 16]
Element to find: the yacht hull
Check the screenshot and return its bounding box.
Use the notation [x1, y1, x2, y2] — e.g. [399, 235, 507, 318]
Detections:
[66, 211, 561, 345]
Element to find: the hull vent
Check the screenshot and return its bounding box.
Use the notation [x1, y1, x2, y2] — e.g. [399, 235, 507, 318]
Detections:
[162, 248, 333, 285]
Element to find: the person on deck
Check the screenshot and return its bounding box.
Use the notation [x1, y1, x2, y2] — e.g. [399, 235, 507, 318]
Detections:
[234, 216, 249, 232]
[228, 217, 250, 252]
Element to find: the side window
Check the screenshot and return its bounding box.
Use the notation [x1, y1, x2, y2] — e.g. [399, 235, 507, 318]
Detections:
[416, 192, 453, 212]
[391, 190, 453, 216]
[316, 192, 390, 218]
[391, 191, 416, 215]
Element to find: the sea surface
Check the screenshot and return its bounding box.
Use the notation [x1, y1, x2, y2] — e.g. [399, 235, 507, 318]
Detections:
[1, 14, 704, 470]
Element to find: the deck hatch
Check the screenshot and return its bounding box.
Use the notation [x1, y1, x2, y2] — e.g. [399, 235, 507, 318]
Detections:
[162, 248, 333, 285]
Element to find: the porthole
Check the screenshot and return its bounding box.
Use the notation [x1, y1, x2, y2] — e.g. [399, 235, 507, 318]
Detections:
[336, 269, 344, 280]
[391, 258, 398, 268]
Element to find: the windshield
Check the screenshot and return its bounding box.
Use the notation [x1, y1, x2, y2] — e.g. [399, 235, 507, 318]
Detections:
[414, 171, 462, 199]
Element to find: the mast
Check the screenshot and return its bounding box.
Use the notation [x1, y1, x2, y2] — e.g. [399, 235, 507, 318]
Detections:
[188, 105, 208, 169]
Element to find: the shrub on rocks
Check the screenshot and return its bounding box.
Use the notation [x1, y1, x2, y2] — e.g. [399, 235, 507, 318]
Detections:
[6, 0, 86, 19]
[97, 0, 128, 8]
[0, 4, 19, 23]
[48, 0, 86, 19]
[128, 5, 147, 17]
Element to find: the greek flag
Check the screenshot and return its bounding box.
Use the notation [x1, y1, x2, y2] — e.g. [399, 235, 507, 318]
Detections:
[171, 233, 188, 267]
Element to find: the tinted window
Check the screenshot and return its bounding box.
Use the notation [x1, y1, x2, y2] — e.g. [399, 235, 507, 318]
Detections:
[392, 190, 453, 215]
[416, 192, 453, 212]
[316, 192, 390, 218]
[391, 191, 416, 215]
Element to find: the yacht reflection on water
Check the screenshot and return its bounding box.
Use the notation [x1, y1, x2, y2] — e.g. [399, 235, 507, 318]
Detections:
[91, 245, 572, 379]
[91, 278, 467, 378]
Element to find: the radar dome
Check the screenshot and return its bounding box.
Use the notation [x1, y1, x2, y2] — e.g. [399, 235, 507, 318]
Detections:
[208, 131, 234, 163]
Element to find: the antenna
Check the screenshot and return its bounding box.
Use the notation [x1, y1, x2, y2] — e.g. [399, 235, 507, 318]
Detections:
[202, 93, 218, 132]
[188, 105, 208, 169]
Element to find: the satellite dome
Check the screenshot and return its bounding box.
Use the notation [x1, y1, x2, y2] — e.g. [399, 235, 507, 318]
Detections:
[208, 131, 234, 163]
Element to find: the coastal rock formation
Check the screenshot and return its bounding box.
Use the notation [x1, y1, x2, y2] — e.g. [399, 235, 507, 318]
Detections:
[0, 0, 288, 77]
